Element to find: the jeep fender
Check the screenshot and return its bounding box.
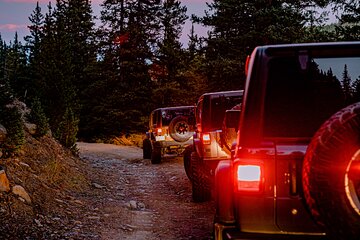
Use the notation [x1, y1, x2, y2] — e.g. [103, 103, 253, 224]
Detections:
[214, 160, 235, 224]
[193, 137, 204, 159]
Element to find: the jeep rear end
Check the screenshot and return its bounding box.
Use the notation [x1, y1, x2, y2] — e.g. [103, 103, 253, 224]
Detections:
[144, 106, 195, 164]
[215, 42, 360, 239]
[194, 91, 243, 168]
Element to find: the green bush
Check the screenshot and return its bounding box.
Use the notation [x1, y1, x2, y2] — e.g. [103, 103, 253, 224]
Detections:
[0, 106, 25, 155]
[29, 97, 50, 137]
[54, 107, 79, 152]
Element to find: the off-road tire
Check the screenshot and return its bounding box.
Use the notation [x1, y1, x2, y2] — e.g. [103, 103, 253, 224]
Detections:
[142, 138, 152, 159]
[303, 102, 360, 240]
[183, 145, 193, 180]
[169, 116, 192, 142]
[151, 146, 162, 164]
[191, 152, 211, 202]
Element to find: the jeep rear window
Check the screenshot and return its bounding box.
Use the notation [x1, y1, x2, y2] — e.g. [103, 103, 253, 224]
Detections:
[264, 56, 360, 138]
[161, 108, 194, 126]
[209, 95, 242, 131]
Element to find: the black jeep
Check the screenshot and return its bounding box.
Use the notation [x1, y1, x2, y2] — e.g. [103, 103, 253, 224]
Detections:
[143, 106, 195, 164]
[184, 90, 243, 202]
[214, 42, 360, 240]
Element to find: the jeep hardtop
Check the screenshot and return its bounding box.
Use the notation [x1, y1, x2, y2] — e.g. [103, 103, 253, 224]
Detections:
[143, 106, 195, 164]
[214, 42, 360, 240]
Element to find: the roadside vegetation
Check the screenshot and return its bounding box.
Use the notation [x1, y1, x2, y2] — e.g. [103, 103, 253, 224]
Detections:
[1, 0, 360, 153]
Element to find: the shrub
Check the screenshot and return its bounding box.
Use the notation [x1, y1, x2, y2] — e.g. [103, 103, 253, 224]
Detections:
[29, 97, 50, 137]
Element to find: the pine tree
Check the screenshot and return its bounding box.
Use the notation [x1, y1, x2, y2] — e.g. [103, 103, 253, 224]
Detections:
[25, 1, 44, 63]
[0, 34, 6, 81]
[351, 74, 360, 102]
[341, 64, 353, 104]
[24, 1, 45, 103]
[32, 0, 96, 148]
[5, 33, 29, 101]
[29, 97, 49, 137]
[0, 105, 25, 156]
[336, 0, 360, 40]
[194, 0, 332, 91]
[87, 0, 163, 138]
[152, 0, 188, 106]
[0, 38, 25, 155]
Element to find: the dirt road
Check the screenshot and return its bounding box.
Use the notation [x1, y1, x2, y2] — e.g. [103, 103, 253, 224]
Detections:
[77, 142, 215, 240]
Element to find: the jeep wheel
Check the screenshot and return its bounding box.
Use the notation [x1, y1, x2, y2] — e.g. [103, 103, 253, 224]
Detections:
[191, 151, 211, 202]
[142, 138, 152, 159]
[183, 145, 193, 180]
[151, 147, 162, 164]
[169, 116, 192, 142]
[303, 102, 360, 239]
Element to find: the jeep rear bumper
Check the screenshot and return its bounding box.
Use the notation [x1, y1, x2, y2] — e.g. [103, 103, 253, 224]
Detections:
[154, 138, 193, 148]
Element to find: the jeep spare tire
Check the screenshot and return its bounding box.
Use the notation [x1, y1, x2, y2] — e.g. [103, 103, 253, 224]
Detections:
[168, 116, 192, 142]
[303, 102, 360, 239]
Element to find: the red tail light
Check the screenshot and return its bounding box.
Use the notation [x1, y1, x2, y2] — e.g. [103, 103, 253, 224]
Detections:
[236, 162, 263, 192]
[202, 133, 211, 145]
[156, 128, 162, 135]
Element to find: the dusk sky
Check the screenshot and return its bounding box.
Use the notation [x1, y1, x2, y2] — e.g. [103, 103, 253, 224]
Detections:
[0, 0, 209, 45]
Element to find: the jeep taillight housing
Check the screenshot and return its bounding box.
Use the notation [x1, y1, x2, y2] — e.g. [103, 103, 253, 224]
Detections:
[202, 133, 211, 145]
[235, 161, 263, 192]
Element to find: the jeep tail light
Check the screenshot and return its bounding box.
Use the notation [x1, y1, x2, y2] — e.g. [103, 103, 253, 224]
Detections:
[236, 164, 263, 192]
[202, 133, 211, 145]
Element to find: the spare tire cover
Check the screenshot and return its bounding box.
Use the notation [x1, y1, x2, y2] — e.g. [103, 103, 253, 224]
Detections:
[169, 116, 192, 142]
[303, 102, 360, 239]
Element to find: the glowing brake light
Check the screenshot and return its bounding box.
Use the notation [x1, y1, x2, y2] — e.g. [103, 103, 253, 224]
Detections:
[156, 128, 162, 134]
[236, 164, 262, 192]
[202, 133, 211, 145]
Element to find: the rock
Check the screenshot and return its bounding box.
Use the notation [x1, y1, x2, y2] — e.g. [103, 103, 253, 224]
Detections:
[137, 202, 146, 210]
[19, 162, 30, 168]
[87, 216, 100, 220]
[55, 198, 65, 204]
[0, 170, 10, 192]
[12, 185, 32, 204]
[73, 199, 83, 205]
[128, 200, 137, 210]
[92, 182, 105, 189]
[127, 200, 145, 210]
[34, 219, 43, 227]
[0, 124, 7, 142]
[24, 123, 37, 135]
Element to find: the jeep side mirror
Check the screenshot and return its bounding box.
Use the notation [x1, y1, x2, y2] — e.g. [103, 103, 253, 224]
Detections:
[225, 110, 240, 130]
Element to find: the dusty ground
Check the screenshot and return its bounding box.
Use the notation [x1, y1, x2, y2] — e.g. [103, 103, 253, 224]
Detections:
[77, 142, 215, 240]
[0, 138, 214, 239]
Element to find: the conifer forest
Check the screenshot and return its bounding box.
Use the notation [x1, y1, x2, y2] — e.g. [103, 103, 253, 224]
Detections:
[1, 0, 360, 151]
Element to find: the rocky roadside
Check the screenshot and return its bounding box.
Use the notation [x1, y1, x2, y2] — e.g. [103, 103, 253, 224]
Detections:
[0, 138, 214, 240]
